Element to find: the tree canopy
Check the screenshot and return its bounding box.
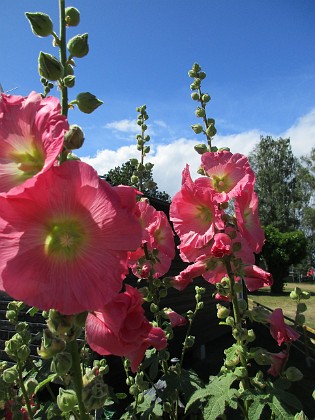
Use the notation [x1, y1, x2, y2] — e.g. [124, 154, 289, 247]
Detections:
[103, 161, 171, 202]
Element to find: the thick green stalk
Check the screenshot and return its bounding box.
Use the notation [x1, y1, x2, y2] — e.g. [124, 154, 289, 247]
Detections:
[69, 339, 89, 420]
[17, 360, 34, 420]
[58, 0, 68, 117]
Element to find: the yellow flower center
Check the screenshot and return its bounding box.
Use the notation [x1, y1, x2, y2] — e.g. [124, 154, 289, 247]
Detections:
[196, 205, 213, 225]
[44, 220, 86, 260]
[212, 175, 228, 193]
[9, 137, 45, 183]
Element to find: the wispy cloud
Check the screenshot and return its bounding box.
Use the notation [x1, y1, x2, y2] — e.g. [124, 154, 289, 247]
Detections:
[80, 109, 315, 197]
[282, 109, 315, 157]
[104, 119, 139, 133]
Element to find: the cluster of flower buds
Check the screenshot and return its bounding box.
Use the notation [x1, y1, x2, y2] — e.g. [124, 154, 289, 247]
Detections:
[188, 63, 217, 151]
[129, 105, 156, 192]
[26, 6, 102, 115]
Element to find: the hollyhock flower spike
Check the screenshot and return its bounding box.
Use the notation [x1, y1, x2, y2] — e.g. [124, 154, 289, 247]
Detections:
[0, 91, 68, 195]
[0, 160, 142, 314]
[200, 151, 255, 203]
[85, 285, 167, 372]
[269, 308, 300, 346]
[128, 199, 175, 278]
[234, 184, 265, 253]
[170, 165, 224, 262]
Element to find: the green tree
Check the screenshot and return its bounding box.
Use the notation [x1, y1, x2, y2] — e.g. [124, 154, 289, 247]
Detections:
[103, 161, 171, 202]
[249, 136, 307, 231]
[249, 136, 313, 291]
[262, 226, 307, 293]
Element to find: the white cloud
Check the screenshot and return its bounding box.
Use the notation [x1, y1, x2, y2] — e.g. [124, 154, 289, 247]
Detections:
[282, 109, 315, 156]
[104, 119, 139, 133]
[80, 109, 315, 197]
[81, 145, 138, 175]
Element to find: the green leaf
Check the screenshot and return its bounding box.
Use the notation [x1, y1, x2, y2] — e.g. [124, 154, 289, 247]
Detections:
[247, 395, 267, 420]
[269, 395, 295, 420]
[186, 372, 237, 415]
[34, 373, 58, 395]
[26, 306, 40, 316]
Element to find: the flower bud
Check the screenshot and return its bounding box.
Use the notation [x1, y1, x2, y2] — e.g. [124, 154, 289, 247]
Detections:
[191, 92, 199, 100]
[82, 375, 109, 411]
[25, 378, 38, 396]
[37, 330, 66, 359]
[225, 316, 235, 327]
[75, 92, 103, 114]
[57, 388, 77, 413]
[237, 299, 247, 311]
[295, 314, 305, 326]
[3, 365, 18, 383]
[185, 336, 195, 348]
[25, 12, 53, 37]
[191, 124, 204, 134]
[234, 366, 247, 379]
[216, 304, 230, 319]
[131, 175, 139, 184]
[198, 71, 206, 80]
[67, 33, 89, 58]
[285, 367, 303, 382]
[38, 52, 64, 81]
[202, 93, 211, 102]
[188, 70, 197, 78]
[17, 344, 30, 362]
[195, 107, 206, 118]
[64, 125, 85, 150]
[63, 75, 76, 88]
[297, 302, 307, 313]
[253, 348, 271, 365]
[129, 158, 138, 166]
[191, 63, 201, 73]
[6, 310, 18, 322]
[65, 7, 81, 26]
[301, 291, 310, 300]
[247, 329, 256, 343]
[206, 124, 217, 137]
[51, 352, 72, 375]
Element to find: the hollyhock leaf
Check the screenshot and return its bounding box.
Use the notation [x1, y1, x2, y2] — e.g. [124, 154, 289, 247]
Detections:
[0, 92, 68, 195]
[0, 161, 142, 314]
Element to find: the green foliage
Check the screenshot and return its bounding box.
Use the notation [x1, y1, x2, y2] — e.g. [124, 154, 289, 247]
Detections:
[262, 225, 307, 292]
[249, 136, 312, 232]
[103, 161, 171, 201]
[186, 373, 238, 418]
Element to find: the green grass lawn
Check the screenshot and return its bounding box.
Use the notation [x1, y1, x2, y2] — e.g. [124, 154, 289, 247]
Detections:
[248, 282, 315, 329]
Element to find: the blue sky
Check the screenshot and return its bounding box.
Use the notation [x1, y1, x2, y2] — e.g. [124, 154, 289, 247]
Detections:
[1, 0, 315, 195]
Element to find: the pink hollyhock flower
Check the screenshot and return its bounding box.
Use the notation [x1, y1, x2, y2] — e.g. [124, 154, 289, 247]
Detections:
[0, 161, 142, 314]
[85, 285, 167, 372]
[170, 165, 224, 262]
[0, 91, 68, 195]
[269, 308, 300, 346]
[200, 151, 255, 203]
[241, 265, 273, 292]
[267, 351, 288, 377]
[234, 185, 265, 253]
[165, 309, 187, 327]
[171, 259, 208, 291]
[214, 293, 231, 302]
[210, 233, 232, 258]
[128, 199, 175, 278]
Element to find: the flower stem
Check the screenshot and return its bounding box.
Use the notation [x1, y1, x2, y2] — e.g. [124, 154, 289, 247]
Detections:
[69, 339, 89, 420]
[58, 0, 68, 118]
[17, 360, 34, 420]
